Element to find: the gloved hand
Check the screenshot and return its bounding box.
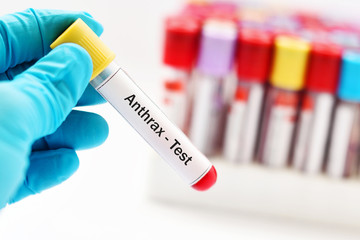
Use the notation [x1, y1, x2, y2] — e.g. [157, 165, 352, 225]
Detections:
[0, 9, 109, 208]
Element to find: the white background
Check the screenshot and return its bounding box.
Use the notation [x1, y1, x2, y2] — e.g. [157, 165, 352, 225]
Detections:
[1, 0, 360, 239]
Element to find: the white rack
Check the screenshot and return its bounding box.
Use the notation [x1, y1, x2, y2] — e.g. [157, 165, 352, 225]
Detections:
[147, 155, 360, 229]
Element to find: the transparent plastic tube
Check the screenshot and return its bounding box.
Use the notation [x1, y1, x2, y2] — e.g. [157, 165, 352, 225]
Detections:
[91, 62, 217, 190]
[223, 84, 248, 163]
[223, 82, 264, 163]
[293, 92, 335, 174]
[50, 18, 217, 191]
[327, 101, 360, 178]
[189, 73, 226, 156]
[259, 87, 300, 167]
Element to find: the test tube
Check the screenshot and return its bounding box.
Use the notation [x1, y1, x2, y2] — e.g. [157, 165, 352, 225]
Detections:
[189, 19, 237, 156]
[293, 43, 342, 174]
[161, 16, 201, 131]
[327, 51, 360, 178]
[223, 29, 273, 163]
[51, 19, 217, 191]
[258, 36, 310, 168]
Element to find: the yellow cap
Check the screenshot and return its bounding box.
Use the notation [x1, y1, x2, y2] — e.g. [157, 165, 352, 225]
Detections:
[51, 19, 116, 80]
[270, 36, 310, 91]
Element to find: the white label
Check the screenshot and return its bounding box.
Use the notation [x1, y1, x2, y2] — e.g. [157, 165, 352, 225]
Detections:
[327, 103, 355, 178]
[293, 109, 313, 170]
[293, 93, 334, 174]
[239, 84, 264, 163]
[305, 94, 334, 174]
[189, 75, 224, 155]
[223, 84, 264, 164]
[95, 68, 212, 185]
[224, 99, 247, 163]
[263, 105, 296, 168]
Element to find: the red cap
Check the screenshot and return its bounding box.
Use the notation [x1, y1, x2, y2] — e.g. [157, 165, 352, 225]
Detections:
[294, 12, 324, 30]
[163, 16, 201, 70]
[236, 29, 273, 82]
[181, 2, 239, 23]
[181, 3, 212, 23]
[192, 165, 217, 191]
[207, 2, 239, 22]
[305, 42, 342, 93]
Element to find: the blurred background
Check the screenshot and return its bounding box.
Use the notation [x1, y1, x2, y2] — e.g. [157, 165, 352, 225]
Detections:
[1, 0, 360, 239]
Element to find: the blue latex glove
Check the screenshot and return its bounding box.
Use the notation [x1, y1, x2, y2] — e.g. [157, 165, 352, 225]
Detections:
[0, 9, 109, 208]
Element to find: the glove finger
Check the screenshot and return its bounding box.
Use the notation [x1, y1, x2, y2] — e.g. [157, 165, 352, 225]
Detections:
[77, 84, 106, 106]
[4, 43, 92, 143]
[0, 60, 42, 208]
[0, 60, 105, 106]
[0, 60, 36, 81]
[32, 110, 109, 151]
[0, 147, 29, 208]
[9, 148, 79, 204]
[0, 8, 103, 73]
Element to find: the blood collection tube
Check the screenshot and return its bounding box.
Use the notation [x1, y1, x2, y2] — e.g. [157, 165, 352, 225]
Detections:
[258, 36, 310, 168]
[189, 19, 237, 156]
[161, 16, 201, 131]
[51, 19, 216, 191]
[327, 51, 360, 178]
[223, 29, 273, 163]
[293, 43, 342, 174]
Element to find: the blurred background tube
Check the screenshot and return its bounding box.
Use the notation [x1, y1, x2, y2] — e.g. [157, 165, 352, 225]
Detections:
[259, 36, 310, 168]
[224, 29, 273, 164]
[293, 43, 342, 174]
[189, 18, 237, 156]
[161, 16, 201, 132]
[327, 51, 360, 178]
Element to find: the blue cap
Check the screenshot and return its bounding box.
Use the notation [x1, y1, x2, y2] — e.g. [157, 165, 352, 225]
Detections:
[338, 51, 360, 102]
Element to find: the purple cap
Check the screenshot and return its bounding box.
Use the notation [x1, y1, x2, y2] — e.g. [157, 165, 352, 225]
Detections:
[196, 19, 237, 77]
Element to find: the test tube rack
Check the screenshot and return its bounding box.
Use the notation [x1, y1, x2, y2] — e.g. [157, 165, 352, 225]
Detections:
[150, 1, 360, 229]
[147, 155, 360, 229]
